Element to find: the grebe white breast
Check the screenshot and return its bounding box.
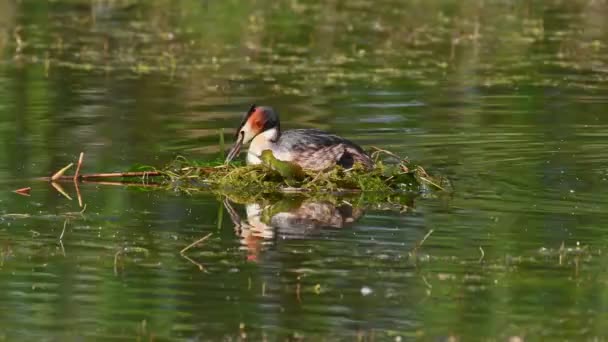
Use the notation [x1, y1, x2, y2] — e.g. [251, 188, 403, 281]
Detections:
[225, 105, 373, 171]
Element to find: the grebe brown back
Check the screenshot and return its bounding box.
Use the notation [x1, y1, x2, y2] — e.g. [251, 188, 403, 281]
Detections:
[225, 105, 373, 171]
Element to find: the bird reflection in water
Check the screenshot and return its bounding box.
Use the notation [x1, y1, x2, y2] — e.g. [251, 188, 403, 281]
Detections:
[223, 196, 365, 261]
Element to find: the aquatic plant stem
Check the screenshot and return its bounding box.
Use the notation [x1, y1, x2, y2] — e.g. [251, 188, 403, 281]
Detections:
[60, 220, 68, 240]
[370, 146, 408, 163]
[51, 182, 72, 200]
[72, 152, 84, 207]
[13, 187, 31, 196]
[181, 254, 206, 271]
[51, 163, 74, 181]
[41, 171, 164, 182]
[81, 180, 165, 188]
[74, 180, 83, 207]
[180, 233, 213, 254]
[418, 229, 434, 248]
[73, 152, 84, 182]
[410, 229, 434, 257]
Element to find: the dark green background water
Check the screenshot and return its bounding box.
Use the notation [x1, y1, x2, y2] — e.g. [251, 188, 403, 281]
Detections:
[1, 0, 608, 340]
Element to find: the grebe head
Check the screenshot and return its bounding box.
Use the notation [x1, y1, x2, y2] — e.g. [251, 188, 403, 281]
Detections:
[225, 105, 280, 163]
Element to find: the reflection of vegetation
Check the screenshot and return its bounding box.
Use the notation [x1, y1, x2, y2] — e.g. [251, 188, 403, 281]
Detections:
[222, 185, 417, 214]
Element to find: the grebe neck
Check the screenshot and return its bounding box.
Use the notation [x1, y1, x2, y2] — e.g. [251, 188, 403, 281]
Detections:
[261, 127, 280, 143]
[247, 127, 280, 165]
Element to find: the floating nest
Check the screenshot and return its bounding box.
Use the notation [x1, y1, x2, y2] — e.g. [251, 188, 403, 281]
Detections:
[158, 148, 450, 196]
[39, 149, 450, 206]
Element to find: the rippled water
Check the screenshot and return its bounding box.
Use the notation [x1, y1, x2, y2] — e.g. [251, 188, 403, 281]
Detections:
[1, 0, 608, 340]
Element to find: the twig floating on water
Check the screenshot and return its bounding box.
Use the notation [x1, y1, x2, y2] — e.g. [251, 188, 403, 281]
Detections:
[418, 229, 434, 248]
[51, 182, 72, 200]
[74, 180, 83, 208]
[13, 187, 31, 196]
[38, 170, 167, 182]
[60, 220, 68, 240]
[70, 171, 164, 181]
[479, 246, 485, 263]
[51, 163, 74, 181]
[59, 240, 65, 257]
[410, 229, 434, 257]
[418, 176, 445, 191]
[82, 180, 164, 188]
[73, 152, 84, 182]
[181, 253, 206, 272]
[422, 275, 432, 289]
[180, 233, 213, 254]
[370, 146, 408, 163]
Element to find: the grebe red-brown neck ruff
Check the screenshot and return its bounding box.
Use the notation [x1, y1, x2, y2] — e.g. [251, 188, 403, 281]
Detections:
[225, 105, 373, 171]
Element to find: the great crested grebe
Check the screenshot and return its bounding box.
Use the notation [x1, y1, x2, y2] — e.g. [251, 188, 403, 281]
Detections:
[225, 105, 373, 171]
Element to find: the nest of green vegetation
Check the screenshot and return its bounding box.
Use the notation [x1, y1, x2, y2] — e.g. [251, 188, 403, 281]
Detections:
[158, 149, 449, 197]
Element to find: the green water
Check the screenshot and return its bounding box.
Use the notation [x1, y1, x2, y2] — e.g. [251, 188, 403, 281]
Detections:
[1, 0, 608, 340]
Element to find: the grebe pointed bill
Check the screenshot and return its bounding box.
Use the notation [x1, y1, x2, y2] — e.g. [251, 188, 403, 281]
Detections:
[225, 105, 373, 171]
